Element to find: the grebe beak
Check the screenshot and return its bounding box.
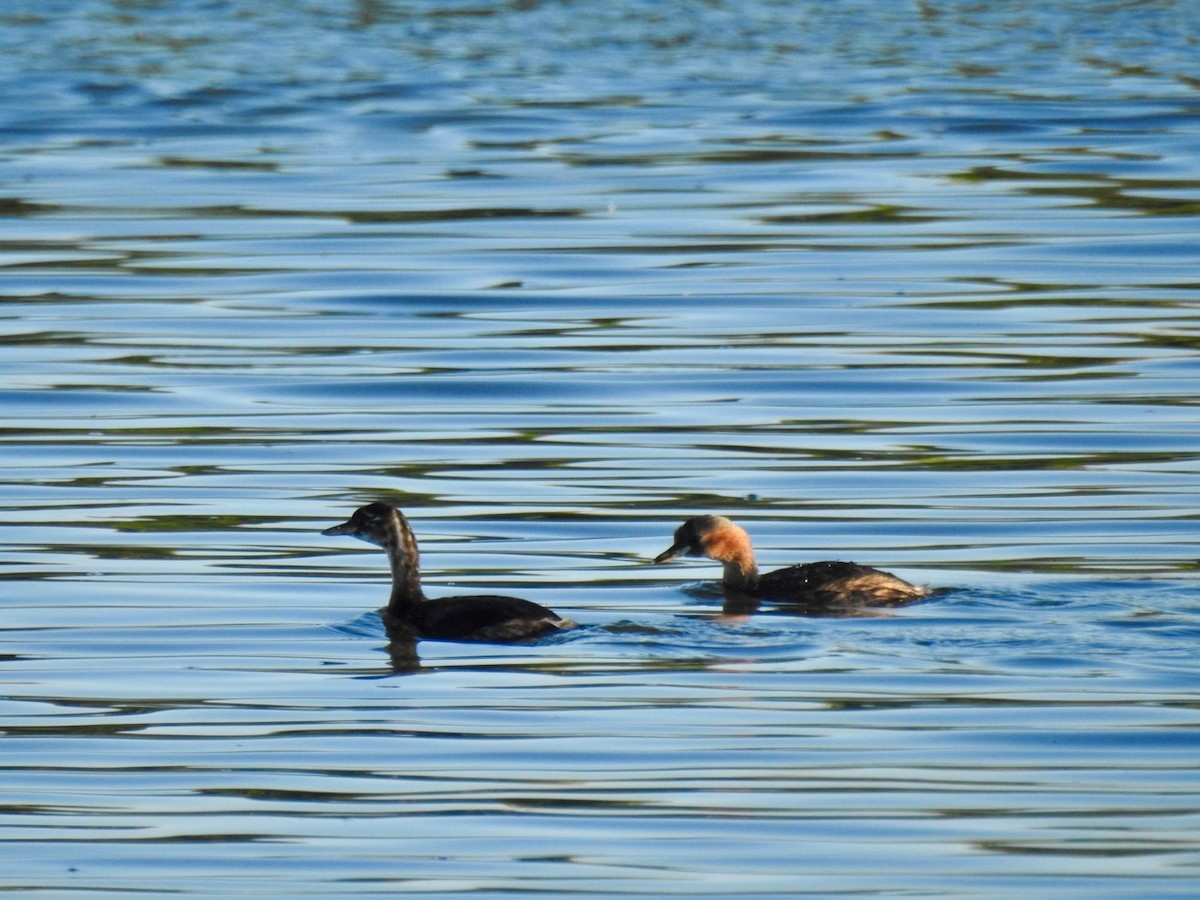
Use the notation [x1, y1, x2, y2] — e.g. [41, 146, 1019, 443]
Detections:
[322, 519, 356, 537]
[653, 542, 686, 564]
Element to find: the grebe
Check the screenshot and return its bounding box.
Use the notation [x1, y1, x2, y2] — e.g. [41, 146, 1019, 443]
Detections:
[654, 515, 928, 607]
[323, 502, 576, 642]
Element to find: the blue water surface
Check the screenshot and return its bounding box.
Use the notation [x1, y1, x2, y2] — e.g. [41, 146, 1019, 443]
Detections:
[1, 1, 1199, 896]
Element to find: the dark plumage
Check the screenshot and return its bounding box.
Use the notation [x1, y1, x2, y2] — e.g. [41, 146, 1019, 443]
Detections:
[323, 502, 576, 642]
[654, 515, 928, 608]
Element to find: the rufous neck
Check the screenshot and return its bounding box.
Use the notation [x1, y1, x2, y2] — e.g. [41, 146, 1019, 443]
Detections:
[707, 524, 759, 592]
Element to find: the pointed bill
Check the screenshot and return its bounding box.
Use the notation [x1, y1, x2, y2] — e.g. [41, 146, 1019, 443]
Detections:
[653, 542, 686, 564]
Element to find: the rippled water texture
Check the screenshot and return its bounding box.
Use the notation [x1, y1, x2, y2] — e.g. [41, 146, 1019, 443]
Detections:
[2, 1, 1199, 896]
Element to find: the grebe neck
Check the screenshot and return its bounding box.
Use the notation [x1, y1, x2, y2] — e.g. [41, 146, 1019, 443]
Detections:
[381, 510, 426, 614]
[706, 522, 759, 594]
[722, 555, 760, 593]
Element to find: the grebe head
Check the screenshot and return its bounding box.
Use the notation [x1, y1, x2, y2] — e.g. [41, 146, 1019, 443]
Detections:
[323, 502, 425, 609]
[654, 515, 752, 565]
[322, 501, 404, 548]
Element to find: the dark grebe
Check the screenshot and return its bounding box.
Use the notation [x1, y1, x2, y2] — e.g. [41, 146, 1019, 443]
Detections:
[323, 502, 576, 642]
[654, 515, 928, 607]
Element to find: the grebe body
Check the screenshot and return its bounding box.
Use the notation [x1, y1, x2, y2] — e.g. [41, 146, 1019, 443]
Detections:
[655, 515, 927, 607]
[323, 502, 575, 642]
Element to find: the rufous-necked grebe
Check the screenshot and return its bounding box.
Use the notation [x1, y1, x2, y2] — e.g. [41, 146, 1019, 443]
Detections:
[323, 502, 576, 642]
[654, 515, 928, 607]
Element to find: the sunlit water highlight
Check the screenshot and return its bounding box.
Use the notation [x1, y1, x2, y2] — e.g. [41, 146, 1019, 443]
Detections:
[2, 1, 1199, 896]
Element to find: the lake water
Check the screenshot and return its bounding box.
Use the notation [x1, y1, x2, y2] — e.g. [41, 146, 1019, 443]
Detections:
[2, 1, 1200, 896]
